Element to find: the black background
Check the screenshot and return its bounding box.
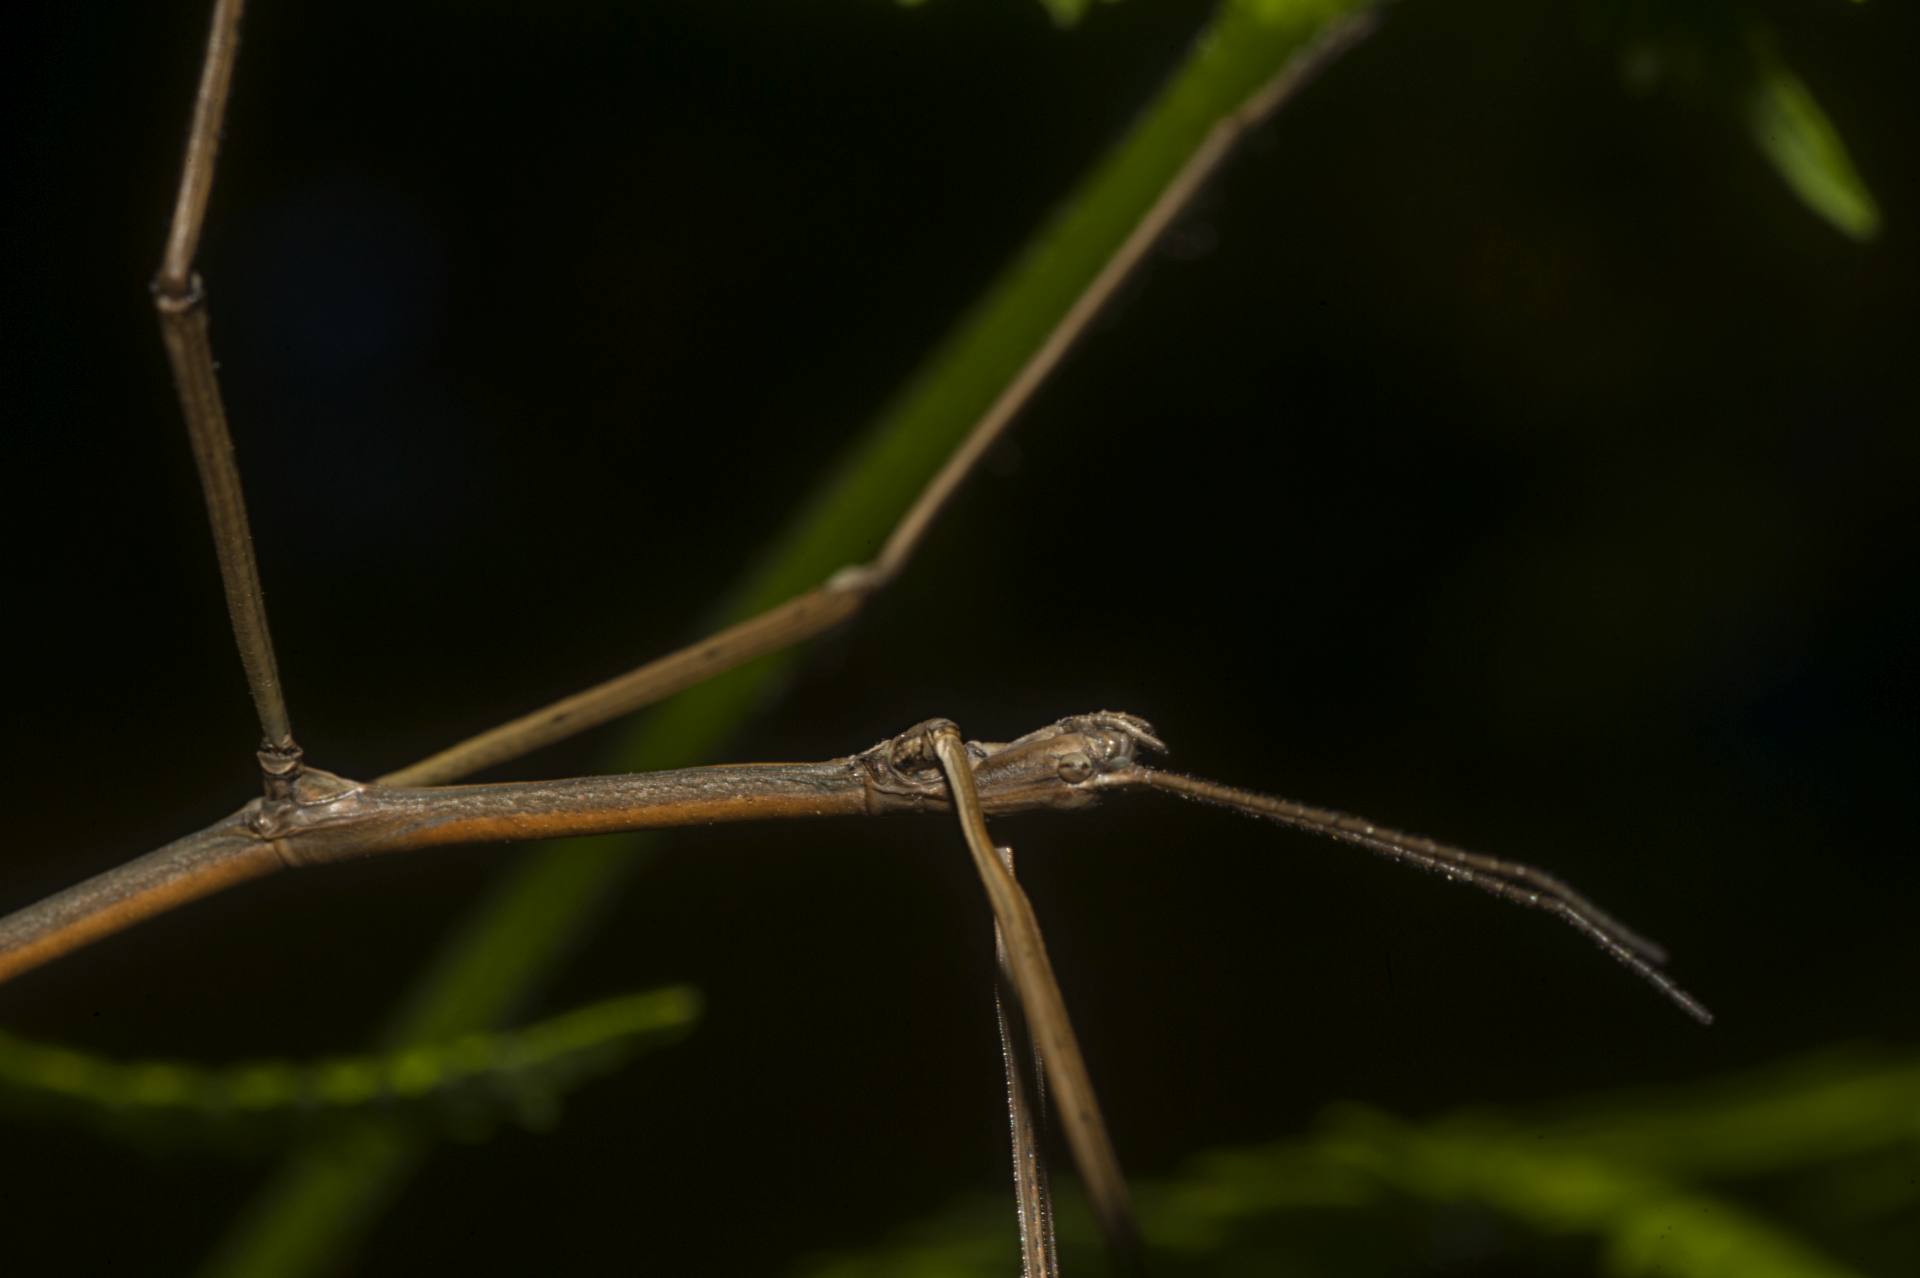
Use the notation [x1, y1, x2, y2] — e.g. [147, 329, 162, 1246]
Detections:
[3, 1, 1915, 1273]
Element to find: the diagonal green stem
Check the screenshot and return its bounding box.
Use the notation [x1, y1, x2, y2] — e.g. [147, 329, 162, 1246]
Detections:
[200, 4, 1371, 1273]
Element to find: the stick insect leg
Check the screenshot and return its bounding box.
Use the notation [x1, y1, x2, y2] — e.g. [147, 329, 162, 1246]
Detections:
[927, 724, 1140, 1266]
[152, 0, 302, 795]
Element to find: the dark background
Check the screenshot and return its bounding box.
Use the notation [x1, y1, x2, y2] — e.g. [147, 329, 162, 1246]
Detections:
[3, 0, 1914, 1273]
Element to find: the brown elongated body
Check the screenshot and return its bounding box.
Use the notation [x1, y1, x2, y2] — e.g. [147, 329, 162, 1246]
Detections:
[0, 714, 1129, 989]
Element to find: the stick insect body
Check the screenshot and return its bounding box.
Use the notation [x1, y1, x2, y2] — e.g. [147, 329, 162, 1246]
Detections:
[1, 1, 1710, 1271]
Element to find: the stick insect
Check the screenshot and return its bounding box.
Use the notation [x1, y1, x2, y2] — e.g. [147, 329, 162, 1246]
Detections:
[4, 2, 1714, 1271]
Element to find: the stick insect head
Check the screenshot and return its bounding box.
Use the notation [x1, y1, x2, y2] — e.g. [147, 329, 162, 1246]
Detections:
[858, 712, 1166, 816]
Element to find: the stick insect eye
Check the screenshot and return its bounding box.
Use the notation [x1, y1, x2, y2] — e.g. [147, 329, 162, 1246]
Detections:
[1056, 751, 1094, 784]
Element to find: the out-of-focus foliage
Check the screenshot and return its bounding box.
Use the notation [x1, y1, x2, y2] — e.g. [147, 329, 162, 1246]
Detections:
[0, 987, 697, 1147]
[1740, 43, 1880, 240]
[894, 0, 1111, 29]
[1599, 0, 1880, 238]
[924, 0, 1883, 238]
[800, 1049, 1919, 1277]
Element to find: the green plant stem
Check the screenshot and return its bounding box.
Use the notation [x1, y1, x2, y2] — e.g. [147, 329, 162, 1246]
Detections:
[201, 3, 1370, 1273]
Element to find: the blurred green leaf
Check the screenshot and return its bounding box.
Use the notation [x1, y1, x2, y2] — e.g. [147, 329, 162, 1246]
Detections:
[1519, 1048, 1920, 1178]
[802, 1048, 1916, 1277]
[893, 0, 1100, 25]
[1744, 44, 1880, 240]
[0, 987, 697, 1146]
[1323, 1109, 1861, 1278]
[1037, 0, 1093, 29]
[1602, 2, 1881, 240]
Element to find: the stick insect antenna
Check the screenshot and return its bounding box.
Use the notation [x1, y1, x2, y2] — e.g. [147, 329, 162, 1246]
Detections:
[1133, 769, 1714, 1025]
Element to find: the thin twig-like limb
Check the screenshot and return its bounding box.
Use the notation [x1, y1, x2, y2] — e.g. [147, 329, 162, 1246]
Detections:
[381, 14, 1383, 793]
[1132, 770, 1714, 1025]
[154, 297, 295, 766]
[929, 723, 1139, 1264]
[153, 0, 299, 781]
[993, 844, 1060, 1278]
[157, 0, 246, 294]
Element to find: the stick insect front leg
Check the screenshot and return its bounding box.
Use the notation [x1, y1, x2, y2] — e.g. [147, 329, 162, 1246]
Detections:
[994, 844, 1062, 1278]
[927, 721, 1139, 1264]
